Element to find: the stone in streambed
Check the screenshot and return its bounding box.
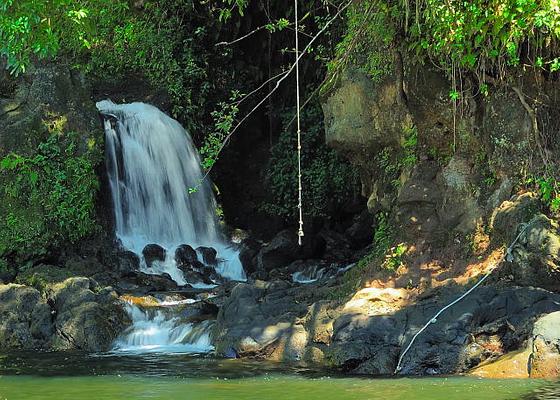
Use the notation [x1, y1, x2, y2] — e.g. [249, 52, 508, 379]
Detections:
[175, 244, 198, 268]
[116, 250, 140, 275]
[256, 230, 326, 272]
[119, 271, 179, 293]
[327, 286, 560, 375]
[182, 269, 214, 286]
[120, 294, 160, 308]
[238, 238, 261, 274]
[178, 301, 219, 323]
[196, 246, 217, 266]
[142, 244, 166, 267]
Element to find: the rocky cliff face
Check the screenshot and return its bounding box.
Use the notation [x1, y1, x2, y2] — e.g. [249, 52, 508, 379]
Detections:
[281, 63, 560, 376]
[321, 66, 559, 245]
[320, 63, 560, 285]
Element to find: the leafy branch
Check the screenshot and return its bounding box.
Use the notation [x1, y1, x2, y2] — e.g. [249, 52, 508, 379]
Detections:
[191, 0, 353, 190]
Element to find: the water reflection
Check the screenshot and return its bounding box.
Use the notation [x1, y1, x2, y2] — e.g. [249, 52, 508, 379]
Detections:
[0, 351, 558, 400]
[0, 351, 322, 379]
[518, 383, 560, 399]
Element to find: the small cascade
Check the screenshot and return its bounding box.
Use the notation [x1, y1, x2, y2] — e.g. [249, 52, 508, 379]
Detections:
[292, 266, 327, 284]
[97, 100, 245, 353]
[292, 262, 356, 284]
[113, 303, 214, 354]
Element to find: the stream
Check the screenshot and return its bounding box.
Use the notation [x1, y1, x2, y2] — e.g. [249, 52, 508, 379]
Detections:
[0, 351, 556, 400]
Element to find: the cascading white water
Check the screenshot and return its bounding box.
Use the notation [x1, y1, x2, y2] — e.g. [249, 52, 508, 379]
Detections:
[113, 304, 214, 353]
[291, 262, 356, 284]
[97, 100, 246, 283]
[97, 100, 245, 353]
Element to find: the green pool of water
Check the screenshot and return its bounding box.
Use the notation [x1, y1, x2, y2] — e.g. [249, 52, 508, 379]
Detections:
[0, 352, 556, 400]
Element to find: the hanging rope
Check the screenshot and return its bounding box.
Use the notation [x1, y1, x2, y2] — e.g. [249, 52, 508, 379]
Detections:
[294, 0, 304, 246]
[394, 223, 530, 374]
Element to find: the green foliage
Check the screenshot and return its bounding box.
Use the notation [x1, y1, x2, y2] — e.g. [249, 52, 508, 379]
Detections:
[329, 0, 560, 91]
[82, 0, 227, 131]
[382, 242, 407, 271]
[0, 0, 129, 74]
[530, 176, 560, 213]
[214, 0, 248, 21]
[0, 130, 100, 257]
[374, 124, 417, 189]
[401, 124, 418, 168]
[16, 271, 48, 293]
[523, 174, 560, 213]
[200, 90, 242, 170]
[263, 103, 360, 218]
[265, 18, 290, 33]
[474, 150, 498, 189]
[1, 0, 241, 136]
[408, 0, 560, 74]
[327, 0, 396, 82]
[372, 212, 393, 257]
[552, 197, 560, 213]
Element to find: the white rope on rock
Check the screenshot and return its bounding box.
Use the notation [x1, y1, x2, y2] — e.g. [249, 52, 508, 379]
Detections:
[294, 0, 304, 246]
[394, 223, 530, 374]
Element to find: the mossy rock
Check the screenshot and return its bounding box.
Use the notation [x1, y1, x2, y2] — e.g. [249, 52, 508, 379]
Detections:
[49, 277, 131, 351]
[16, 264, 80, 292]
[0, 283, 53, 349]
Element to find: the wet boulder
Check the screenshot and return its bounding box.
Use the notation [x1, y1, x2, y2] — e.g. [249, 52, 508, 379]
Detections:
[142, 244, 166, 267]
[196, 246, 217, 266]
[116, 250, 140, 276]
[300, 233, 327, 260]
[176, 259, 203, 273]
[175, 244, 198, 268]
[200, 265, 222, 284]
[316, 229, 352, 261]
[288, 260, 337, 284]
[175, 256, 216, 286]
[256, 230, 300, 271]
[214, 281, 311, 361]
[238, 238, 261, 274]
[257, 230, 328, 272]
[178, 301, 219, 323]
[182, 269, 214, 286]
[119, 271, 178, 294]
[0, 284, 53, 349]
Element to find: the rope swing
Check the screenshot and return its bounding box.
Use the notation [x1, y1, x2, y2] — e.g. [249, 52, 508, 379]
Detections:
[294, 0, 304, 246]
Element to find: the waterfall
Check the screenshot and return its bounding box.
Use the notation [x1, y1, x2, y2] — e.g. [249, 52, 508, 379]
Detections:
[97, 100, 246, 283]
[97, 100, 245, 354]
[113, 303, 214, 354]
